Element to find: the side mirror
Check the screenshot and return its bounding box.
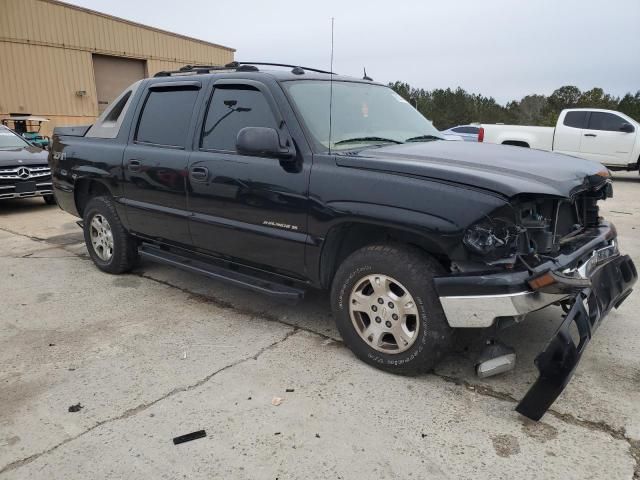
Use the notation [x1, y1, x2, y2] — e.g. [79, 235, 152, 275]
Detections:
[620, 122, 635, 133]
[236, 127, 295, 159]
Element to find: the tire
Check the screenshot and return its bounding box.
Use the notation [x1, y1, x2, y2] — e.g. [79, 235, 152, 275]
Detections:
[43, 194, 56, 205]
[330, 244, 454, 375]
[82, 196, 138, 274]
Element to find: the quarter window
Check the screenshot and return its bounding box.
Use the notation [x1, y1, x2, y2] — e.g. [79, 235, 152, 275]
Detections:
[587, 112, 629, 132]
[136, 89, 199, 147]
[201, 85, 278, 151]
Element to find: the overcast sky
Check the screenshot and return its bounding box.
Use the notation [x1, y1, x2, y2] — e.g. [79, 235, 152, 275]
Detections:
[69, 0, 640, 104]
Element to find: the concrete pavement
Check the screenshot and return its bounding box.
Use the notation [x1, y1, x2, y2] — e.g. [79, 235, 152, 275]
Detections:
[1, 173, 639, 479]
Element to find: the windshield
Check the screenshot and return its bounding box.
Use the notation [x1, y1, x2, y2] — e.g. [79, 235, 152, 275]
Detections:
[0, 129, 30, 149]
[283, 80, 444, 151]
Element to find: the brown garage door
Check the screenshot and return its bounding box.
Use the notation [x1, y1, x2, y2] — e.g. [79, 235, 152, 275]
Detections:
[93, 54, 146, 114]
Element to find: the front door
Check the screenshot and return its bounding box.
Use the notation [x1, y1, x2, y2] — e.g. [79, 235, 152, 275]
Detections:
[187, 80, 310, 278]
[580, 111, 637, 166]
[123, 83, 201, 245]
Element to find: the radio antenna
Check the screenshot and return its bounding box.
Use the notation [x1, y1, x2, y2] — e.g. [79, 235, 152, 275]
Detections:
[328, 17, 335, 155]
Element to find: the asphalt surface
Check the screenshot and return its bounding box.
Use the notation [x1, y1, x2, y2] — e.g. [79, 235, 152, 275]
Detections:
[1, 173, 639, 479]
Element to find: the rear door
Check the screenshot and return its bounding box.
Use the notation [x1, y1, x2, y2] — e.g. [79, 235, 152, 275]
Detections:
[186, 79, 310, 278]
[579, 111, 637, 166]
[553, 110, 586, 155]
[122, 81, 202, 245]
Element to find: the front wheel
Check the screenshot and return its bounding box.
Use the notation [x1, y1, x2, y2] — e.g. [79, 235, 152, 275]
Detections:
[82, 196, 138, 274]
[331, 244, 454, 374]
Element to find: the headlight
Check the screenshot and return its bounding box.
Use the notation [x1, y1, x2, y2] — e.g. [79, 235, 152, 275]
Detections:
[463, 217, 523, 258]
[463, 225, 506, 255]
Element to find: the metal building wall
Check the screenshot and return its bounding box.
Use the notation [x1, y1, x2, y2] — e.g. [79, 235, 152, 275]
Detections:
[0, 0, 235, 135]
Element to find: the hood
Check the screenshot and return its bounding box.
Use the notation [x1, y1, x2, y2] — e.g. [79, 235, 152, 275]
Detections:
[0, 146, 49, 166]
[335, 141, 607, 198]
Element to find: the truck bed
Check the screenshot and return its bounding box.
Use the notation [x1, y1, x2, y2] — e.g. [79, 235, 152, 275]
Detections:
[480, 124, 555, 151]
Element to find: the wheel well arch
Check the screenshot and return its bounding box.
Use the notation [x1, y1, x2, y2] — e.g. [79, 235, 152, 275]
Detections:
[502, 140, 530, 148]
[74, 179, 112, 217]
[319, 222, 452, 289]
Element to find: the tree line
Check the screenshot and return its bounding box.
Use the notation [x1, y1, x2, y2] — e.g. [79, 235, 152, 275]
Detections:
[388, 82, 640, 131]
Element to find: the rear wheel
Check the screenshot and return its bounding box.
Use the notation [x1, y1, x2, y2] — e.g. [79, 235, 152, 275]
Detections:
[331, 244, 454, 374]
[43, 194, 56, 205]
[83, 196, 138, 274]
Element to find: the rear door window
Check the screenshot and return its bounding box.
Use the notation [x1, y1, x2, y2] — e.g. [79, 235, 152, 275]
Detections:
[200, 85, 279, 152]
[587, 112, 629, 132]
[563, 111, 588, 129]
[136, 89, 199, 147]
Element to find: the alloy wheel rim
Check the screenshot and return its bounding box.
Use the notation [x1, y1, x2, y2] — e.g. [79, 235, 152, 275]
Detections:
[348, 274, 420, 354]
[89, 214, 114, 261]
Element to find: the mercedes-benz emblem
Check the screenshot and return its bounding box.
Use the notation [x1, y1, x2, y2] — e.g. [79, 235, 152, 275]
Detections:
[17, 167, 30, 179]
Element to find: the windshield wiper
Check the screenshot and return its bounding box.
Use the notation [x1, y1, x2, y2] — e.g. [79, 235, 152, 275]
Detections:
[334, 136, 403, 146]
[405, 135, 443, 142]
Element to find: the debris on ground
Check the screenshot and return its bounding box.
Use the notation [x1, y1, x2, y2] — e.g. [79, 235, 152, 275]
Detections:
[173, 430, 207, 445]
[274, 432, 281, 435]
[315, 433, 321, 438]
[48, 343, 55, 347]
[181, 351, 187, 360]
[68, 403, 83, 413]
[271, 396, 283, 406]
[285, 388, 295, 393]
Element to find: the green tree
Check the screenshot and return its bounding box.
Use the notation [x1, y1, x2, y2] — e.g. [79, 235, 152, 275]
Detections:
[618, 91, 640, 122]
[506, 94, 547, 125]
[578, 87, 619, 109]
[388, 81, 640, 129]
[541, 86, 582, 125]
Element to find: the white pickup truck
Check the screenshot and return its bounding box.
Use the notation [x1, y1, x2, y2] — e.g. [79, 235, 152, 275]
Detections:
[479, 108, 640, 171]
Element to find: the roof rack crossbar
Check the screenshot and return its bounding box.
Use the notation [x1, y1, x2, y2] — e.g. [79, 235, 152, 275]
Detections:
[154, 64, 233, 77]
[153, 61, 336, 78]
[234, 62, 336, 75]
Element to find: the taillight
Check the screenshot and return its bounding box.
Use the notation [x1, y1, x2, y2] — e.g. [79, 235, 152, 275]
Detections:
[478, 127, 484, 142]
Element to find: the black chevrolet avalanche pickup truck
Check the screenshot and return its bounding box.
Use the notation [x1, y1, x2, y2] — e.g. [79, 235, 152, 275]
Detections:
[49, 62, 636, 420]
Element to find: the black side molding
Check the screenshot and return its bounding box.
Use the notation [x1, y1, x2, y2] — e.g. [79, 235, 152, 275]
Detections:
[138, 244, 305, 302]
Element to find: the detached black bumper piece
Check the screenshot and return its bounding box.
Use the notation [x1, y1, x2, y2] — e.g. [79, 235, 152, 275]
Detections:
[516, 254, 637, 421]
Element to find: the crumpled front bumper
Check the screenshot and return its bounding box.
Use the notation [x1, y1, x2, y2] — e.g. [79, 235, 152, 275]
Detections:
[515, 253, 636, 420]
[433, 223, 637, 420]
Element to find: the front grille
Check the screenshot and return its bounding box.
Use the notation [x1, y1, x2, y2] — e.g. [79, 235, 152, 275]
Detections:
[0, 163, 52, 199]
[0, 164, 51, 180]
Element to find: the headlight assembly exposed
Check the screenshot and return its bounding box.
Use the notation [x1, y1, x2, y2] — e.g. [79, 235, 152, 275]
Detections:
[463, 217, 523, 259]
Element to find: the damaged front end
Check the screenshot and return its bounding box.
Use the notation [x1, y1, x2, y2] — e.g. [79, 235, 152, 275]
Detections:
[435, 173, 637, 420]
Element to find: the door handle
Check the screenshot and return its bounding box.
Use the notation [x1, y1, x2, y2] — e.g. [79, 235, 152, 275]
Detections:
[584, 133, 597, 137]
[128, 159, 142, 172]
[190, 166, 209, 181]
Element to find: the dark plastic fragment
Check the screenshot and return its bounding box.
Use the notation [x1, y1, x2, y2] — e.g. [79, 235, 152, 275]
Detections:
[173, 430, 207, 445]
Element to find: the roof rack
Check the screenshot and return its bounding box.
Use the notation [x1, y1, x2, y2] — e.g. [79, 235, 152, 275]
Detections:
[154, 61, 336, 77]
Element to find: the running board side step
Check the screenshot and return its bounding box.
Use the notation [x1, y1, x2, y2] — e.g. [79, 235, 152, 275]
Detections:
[138, 244, 305, 302]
